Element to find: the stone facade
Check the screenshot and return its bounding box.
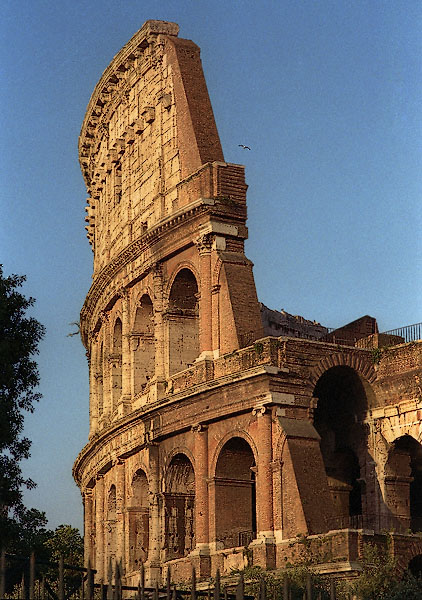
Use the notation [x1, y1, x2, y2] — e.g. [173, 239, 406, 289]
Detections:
[73, 21, 422, 584]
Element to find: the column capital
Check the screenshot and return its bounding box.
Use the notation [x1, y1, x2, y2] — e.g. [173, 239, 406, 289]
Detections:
[194, 233, 213, 254]
[191, 423, 208, 433]
[252, 406, 267, 417]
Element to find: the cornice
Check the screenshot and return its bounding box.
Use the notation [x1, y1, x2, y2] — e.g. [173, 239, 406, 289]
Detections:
[72, 362, 278, 486]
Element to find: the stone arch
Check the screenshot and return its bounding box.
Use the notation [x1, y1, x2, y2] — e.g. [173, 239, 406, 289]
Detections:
[395, 540, 422, 575]
[128, 468, 149, 570]
[165, 262, 200, 299]
[132, 293, 155, 395]
[213, 436, 256, 549]
[381, 418, 422, 446]
[210, 430, 258, 478]
[111, 317, 123, 410]
[163, 453, 195, 560]
[166, 267, 199, 375]
[309, 352, 377, 389]
[313, 365, 373, 529]
[384, 434, 422, 533]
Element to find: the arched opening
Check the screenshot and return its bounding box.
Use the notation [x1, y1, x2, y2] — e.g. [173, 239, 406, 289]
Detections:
[106, 485, 117, 562]
[128, 469, 149, 570]
[385, 435, 422, 533]
[214, 437, 256, 548]
[409, 554, 422, 578]
[164, 454, 195, 560]
[313, 366, 370, 528]
[112, 318, 122, 410]
[167, 269, 199, 376]
[132, 295, 155, 395]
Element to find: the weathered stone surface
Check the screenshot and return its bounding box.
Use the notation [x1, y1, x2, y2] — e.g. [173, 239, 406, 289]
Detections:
[74, 20, 422, 585]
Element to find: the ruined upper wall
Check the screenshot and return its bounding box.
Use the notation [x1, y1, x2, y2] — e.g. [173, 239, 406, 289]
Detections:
[80, 20, 224, 272]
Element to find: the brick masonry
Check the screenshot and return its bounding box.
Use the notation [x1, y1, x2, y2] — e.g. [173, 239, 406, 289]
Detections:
[74, 20, 422, 584]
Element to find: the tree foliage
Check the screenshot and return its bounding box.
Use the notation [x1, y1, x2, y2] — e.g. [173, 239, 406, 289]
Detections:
[0, 265, 45, 548]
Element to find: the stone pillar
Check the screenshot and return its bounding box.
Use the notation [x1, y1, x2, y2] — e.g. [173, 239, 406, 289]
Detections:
[152, 264, 165, 380]
[102, 312, 112, 417]
[146, 444, 161, 585]
[119, 290, 131, 416]
[116, 460, 126, 566]
[196, 235, 213, 358]
[83, 490, 93, 566]
[95, 475, 105, 580]
[191, 424, 210, 576]
[88, 341, 97, 437]
[211, 284, 221, 356]
[250, 406, 275, 569]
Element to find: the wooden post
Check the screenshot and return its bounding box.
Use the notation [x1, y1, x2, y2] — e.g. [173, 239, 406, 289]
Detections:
[330, 578, 336, 600]
[166, 566, 171, 600]
[283, 576, 289, 600]
[0, 550, 6, 600]
[20, 572, 26, 600]
[106, 559, 113, 600]
[58, 556, 65, 600]
[259, 578, 266, 600]
[235, 572, 244, 600]
[87, 560, 94, 600]
[29, 553, 35, 600]
[306, 573, 312, 600]
[191, 566, 196, 600]
[140, 563, 145, 600]
[213, 569, 220, 600]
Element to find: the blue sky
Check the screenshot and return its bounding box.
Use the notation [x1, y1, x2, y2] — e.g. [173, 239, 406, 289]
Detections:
[1, 0, 421, 532]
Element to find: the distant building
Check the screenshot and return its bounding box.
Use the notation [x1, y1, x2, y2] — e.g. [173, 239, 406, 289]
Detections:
[73, 21, 422, 585]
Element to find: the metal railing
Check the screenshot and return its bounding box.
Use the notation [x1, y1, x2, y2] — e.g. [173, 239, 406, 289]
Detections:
[381, 322, 422, 343]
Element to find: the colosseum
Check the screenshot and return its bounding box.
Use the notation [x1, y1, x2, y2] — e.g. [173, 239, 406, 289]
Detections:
[73, 20, 422, 584]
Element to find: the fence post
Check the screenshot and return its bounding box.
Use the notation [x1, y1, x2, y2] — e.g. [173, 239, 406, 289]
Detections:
[213, 569, 220, 600]
[0, 549, 5, 600]
[191, 566, 196, 600]
[259, 578, 266, 600]
[106, 559, 113, 600]
[87, 560, 94, 600]
[235, 572, 244, 600]
[139, 563, 145, 600]
[58, 556, 65, 600]
[282, 576, 289, 600]
[330, 578, 335, 600]
[21, 572, 26, 600]
[305, 573, 312, 600]
[29, 553, 35, 600]
[166, 566, 171, 600]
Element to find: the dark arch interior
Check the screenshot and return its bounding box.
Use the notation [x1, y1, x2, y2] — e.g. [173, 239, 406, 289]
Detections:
[409, 554, 422, 578]
[215, 437, 256, 548]
[169, 269, 199, 311]
[164, 454, 195, 559]
[389, 436, 422, 533]
[167, 269, 200, 375]
[129, 469, 149, 569]
[313, 366, 369, 527]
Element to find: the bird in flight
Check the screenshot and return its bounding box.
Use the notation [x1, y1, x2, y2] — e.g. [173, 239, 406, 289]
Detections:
[238, 144, 251, 150]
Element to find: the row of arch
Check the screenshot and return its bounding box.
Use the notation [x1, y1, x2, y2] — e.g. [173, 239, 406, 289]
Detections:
[94, 268, 200, 418]
[313, 366, 422, 533]
[100, 436, 257, 571]
[90, 364, 422, 577]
